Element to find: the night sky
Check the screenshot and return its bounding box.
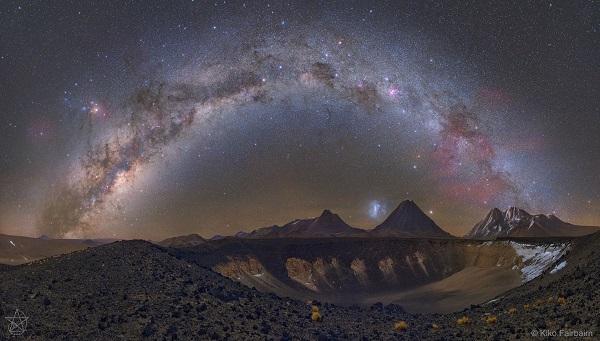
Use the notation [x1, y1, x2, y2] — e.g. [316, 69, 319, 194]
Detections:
[1, 1, 598, 240]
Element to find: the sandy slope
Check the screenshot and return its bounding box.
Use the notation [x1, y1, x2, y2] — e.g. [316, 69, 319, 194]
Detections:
[362, 266, 522, 313]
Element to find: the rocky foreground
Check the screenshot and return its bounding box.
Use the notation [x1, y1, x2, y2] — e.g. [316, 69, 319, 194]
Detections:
[1, 233, 599, 340]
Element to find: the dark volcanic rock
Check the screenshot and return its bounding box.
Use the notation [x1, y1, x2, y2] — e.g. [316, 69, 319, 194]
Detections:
[0, 240, 410, 339]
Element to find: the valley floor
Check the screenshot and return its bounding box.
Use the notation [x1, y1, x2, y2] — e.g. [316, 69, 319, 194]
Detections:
[362, 266, 522, 313]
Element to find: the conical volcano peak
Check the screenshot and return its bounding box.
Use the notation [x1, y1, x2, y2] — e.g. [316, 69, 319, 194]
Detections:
[387, 200, 428, 218]
[372, 200, 452, 238]
[395, 199, 418, 209]
[311, 209, 346, 226]
[310, 209, 346, 224]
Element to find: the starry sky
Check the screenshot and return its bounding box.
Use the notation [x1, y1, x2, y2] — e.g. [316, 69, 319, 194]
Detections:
[1, 0, 598, 240]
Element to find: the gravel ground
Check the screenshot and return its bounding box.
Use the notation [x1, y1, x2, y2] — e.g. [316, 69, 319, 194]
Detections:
[0, 233, 598, 340]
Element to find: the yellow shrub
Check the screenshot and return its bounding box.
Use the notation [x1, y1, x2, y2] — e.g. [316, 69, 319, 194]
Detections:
[485, 315, 497, 324]
[393, 320, 408, 332]
[557, 297, 567, 305]
[523, 304, 530, 310]
[431, 323, 440, 330]
[457, 316, 471, 326]
[507, 307, 517, 315]
[310, 305, 322, 321]
[311, 311, 322, 322]
[547, 296, 554, 303]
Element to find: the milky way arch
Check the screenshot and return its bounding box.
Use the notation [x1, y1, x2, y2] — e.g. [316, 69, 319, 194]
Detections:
[38, 29, 518, 237]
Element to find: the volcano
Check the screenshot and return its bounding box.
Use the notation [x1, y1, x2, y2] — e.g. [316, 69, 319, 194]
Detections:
[466, 207, 600, 239]
[370, 200, 454, 238]
[240, 210, 366, 238]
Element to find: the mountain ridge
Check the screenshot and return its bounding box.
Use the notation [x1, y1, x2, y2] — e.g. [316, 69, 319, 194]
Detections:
[240, 209, 367, 239]
[214, 200, 454, 240]
[466, 206, 600, 239]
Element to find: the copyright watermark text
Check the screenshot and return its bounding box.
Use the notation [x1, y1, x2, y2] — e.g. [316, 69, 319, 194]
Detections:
[531, 329, 593, 338]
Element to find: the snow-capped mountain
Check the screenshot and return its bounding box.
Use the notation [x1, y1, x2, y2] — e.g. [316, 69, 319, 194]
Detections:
[466, 207, 600, 239]
[370, 200, 454, 238]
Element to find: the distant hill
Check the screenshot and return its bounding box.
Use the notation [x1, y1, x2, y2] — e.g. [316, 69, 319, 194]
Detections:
[0, 234, 116, 265]
[158, 234, 208, 248]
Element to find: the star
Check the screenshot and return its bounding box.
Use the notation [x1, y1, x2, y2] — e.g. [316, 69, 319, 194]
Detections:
[5, 309, 28, 336]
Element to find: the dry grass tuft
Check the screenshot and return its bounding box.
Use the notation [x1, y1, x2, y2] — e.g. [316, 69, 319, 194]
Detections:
[393, 320, 408, 332]
[457, 316, 471, 326]
[310, 305, 322, 322]
[485, 315, 497, 325]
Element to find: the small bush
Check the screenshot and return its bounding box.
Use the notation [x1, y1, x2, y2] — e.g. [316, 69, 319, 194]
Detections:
[485, 315, 497, 325]
[431, 323, 440, 331]
[311, 305, 322, 322]
[393, 321, 408, 332]
[311, 311, 321, 322]
[457, 316, 471, 326]
[557, 297, 567, 305]
[523, 304, 530, 310]
[507, 307, 517, 315]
